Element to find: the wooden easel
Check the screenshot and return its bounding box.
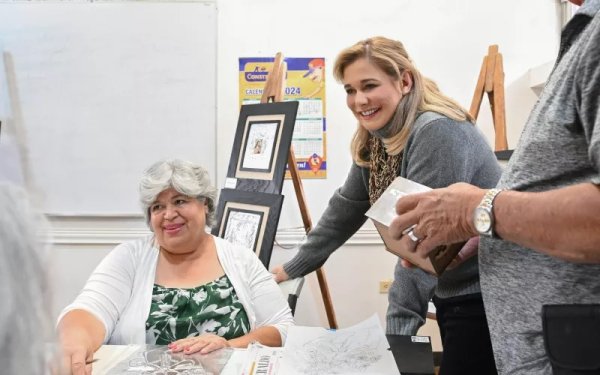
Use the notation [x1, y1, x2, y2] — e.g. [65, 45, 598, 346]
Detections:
[260, 53, 338, 329]
[469, 45, 509, 153]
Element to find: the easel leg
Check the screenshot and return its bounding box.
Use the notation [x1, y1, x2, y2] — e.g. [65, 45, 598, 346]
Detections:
[469, 56, 487, 120]
[287, 147, 338, 329]
[316, 268, 338, 329]
[492, 54, 508, 151]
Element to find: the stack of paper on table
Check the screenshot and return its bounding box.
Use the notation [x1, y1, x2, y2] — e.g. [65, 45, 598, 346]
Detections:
[277, 314, 399, 375]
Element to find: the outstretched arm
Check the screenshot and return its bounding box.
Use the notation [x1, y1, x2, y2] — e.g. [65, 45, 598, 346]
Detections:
[273, 163, 370, 282]
[57, 310, 106, 375]
[390, 182, 600, 263]
[56, 241, 138, 373]
[493, 183, 600, 262]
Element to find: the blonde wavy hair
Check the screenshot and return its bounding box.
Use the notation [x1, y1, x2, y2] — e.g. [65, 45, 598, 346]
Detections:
[333, 36, 474, 167]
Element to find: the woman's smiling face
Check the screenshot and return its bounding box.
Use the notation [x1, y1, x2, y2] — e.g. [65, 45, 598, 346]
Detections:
[342, 57, 404, 132]
[150, 187, 208, 253]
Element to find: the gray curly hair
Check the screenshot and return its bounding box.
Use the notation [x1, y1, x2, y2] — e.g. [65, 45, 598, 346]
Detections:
[0, 184, 52, 374]
[139, 159, 218, 228]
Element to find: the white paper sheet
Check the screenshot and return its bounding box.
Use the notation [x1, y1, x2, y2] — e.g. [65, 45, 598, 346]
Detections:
[278, 315, 400, 375]
[239, 342, 283, 375]
[365, 177, 431, 227]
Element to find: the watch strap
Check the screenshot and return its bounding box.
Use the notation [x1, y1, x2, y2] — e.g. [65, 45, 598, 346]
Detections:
[478, 188, 503, 237]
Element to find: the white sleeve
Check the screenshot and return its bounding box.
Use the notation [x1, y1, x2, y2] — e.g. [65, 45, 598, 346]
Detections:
[244, 252, 295, 343]
[56, 242, 137, 344]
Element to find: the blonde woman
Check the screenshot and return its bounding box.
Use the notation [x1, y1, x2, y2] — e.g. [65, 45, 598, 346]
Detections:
[272, 36, 501, 374]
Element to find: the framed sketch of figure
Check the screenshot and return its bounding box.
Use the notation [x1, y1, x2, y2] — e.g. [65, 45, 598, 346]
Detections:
[226, 101, 299, 194]
[212, 188, 284, 268]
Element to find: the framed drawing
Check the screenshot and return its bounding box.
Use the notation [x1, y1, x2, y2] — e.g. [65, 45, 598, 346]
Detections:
[226, 101, 299, 194]
[212, 188, 284, 268]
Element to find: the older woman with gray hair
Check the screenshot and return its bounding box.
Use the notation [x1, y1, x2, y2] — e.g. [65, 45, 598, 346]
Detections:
[0, 183, 52, 374]
[58, 159, 293, 374]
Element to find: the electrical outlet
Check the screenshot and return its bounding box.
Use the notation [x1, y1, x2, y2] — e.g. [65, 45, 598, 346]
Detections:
[379, 279, 393, 294]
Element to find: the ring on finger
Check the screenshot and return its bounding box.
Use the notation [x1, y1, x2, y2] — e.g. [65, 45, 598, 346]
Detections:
[402, 224, 421, 243]
[406, 229, 421, 243]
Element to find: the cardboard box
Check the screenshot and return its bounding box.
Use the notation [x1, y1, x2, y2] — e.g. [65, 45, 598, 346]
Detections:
[366, 177, 464, 276]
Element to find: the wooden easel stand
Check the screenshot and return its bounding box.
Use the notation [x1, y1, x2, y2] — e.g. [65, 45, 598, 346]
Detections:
[261, 53, 338, 329]
[469, 45, 508, 151]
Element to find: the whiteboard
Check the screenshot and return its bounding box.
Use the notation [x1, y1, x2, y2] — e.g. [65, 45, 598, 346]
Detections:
[0, 1, 217, 214]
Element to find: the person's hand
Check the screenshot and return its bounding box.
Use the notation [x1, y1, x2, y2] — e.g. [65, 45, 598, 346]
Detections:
[447, 236, 480, 270]
[270, 264, 290, 283]
[389, 183, 485, 259]
[400, 237, 479, 273]
[59, 340, 94, 375]
[169, 334, 230, 355]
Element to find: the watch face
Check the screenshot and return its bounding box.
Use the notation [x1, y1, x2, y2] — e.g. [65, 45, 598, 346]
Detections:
[474, 207, 492, 233]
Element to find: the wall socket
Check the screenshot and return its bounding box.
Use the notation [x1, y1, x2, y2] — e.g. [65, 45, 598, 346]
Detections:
[379, 279, 393, 294]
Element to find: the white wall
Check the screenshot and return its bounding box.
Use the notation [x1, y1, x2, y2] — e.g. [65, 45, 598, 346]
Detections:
[45, 0, 563, 353]
[0, 2, 218, 214]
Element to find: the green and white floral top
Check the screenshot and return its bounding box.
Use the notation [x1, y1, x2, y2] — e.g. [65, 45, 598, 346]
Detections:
[60, 236, 293, 345]
[146, 274, 250, 345]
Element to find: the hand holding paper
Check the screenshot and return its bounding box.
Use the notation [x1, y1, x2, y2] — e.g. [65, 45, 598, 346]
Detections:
[389, 182, 484, 259]
[366, 178, 477, 275]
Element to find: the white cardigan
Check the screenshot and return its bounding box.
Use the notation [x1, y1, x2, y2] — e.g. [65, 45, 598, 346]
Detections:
[58, 235, 294, 344]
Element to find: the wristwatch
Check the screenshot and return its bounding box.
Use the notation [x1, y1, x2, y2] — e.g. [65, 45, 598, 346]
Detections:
[473, 188, 503, 238]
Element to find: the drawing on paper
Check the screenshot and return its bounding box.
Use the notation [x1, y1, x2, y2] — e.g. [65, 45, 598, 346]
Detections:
[227, 102, 299, 192]
[222, 208, 263, 252]
[212, 189, 283, 267]
[288, 329, 382, 374]
[279, 315, 399, 375]
[240, 120, 280, 171]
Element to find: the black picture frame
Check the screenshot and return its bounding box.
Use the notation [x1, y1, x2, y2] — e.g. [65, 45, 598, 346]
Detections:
[226, 101, 299, 194]
[212, 188, 284, 268]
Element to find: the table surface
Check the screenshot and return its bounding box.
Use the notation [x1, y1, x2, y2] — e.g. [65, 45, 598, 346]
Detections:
[93, 345, 247, 374]
[94, 335, 435, 375]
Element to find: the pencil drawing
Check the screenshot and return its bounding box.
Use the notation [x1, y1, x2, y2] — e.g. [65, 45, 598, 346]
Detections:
[285, 324, 383, 374]
[223, 209, 262, 252]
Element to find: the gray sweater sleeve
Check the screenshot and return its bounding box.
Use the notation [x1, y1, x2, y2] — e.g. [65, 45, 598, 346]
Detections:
[283, 163, 371, 278]
[387, 263, 437, 335]
[386, 116, 502, 335]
